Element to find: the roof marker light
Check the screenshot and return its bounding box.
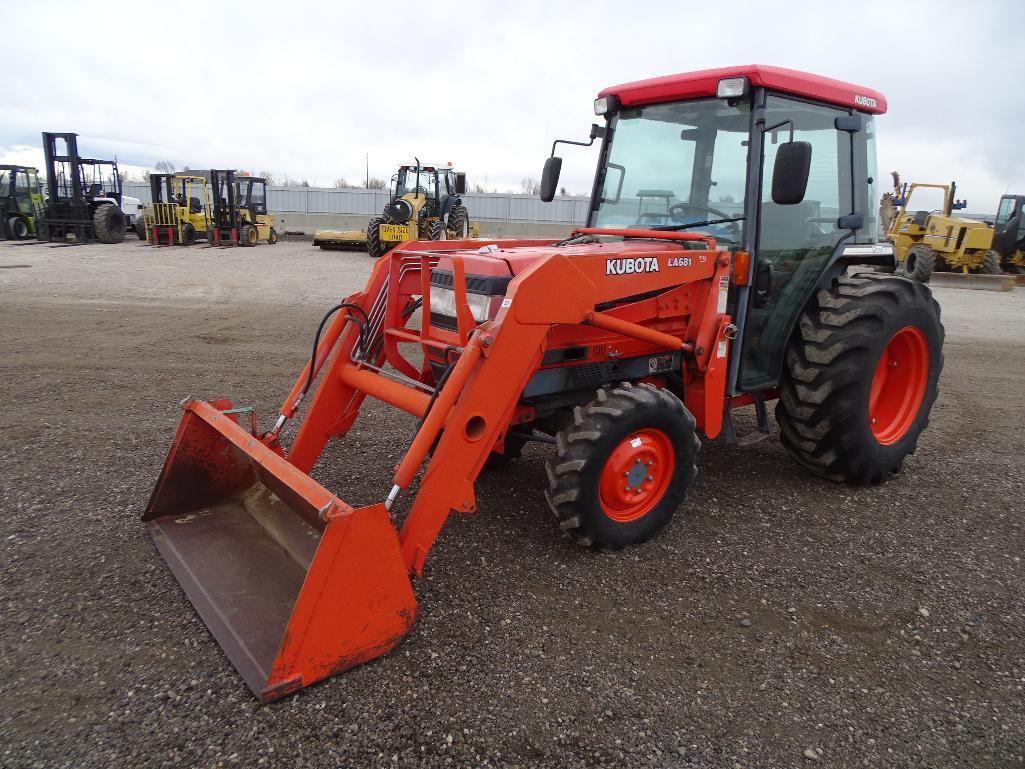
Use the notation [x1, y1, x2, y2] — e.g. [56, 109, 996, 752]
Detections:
[716, 77, 749, 99]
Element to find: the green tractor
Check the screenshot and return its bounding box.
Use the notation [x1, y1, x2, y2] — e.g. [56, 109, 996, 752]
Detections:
[0, 165, 43, 240]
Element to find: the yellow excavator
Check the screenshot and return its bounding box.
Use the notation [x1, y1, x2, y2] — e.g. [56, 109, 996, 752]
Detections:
[313, 161, 477, 256]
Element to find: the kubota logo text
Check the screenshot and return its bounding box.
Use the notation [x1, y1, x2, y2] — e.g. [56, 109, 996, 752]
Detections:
[606, 257, 660, 275]
[854, 95, 877, 109]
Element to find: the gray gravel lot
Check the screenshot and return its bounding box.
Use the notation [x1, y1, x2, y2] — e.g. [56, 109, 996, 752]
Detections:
[1, 239, 1023, 768]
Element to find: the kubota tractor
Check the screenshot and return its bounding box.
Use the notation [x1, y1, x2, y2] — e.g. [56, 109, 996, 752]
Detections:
[145, 65, 944, 702]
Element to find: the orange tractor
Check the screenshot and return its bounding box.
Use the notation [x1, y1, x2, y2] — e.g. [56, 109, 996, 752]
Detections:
[145, 65, 944, 701]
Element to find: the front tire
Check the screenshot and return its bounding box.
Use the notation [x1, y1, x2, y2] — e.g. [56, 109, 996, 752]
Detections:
[980, 249, 1002, 275]
[93, 204, 126, 244]
[545, 383, 699, 550]
[900, 244, 936, 283]
[366, 217, 385, 258]
[427, 219, 447, 241]
[776, 272, 944, 485]
[448, 205, 470, 238]
[240, 223, 258, 247]
[8, 216, 29, 239]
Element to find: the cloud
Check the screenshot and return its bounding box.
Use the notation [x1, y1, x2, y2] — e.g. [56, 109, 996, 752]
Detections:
[3, 0, 1022, 210]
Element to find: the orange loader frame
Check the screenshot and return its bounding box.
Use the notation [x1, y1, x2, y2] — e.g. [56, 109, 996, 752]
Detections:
[144, 230, 737, 701]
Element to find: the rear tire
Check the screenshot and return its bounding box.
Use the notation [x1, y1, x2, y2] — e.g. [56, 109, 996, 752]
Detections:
[181, 222, 196, 246]
[367, 217, 385, 258]
[268, 227, 278, 245]
[93, 204, 126, 244]
[980, 249, 1003, 274]
[776, 272, 944, 485]
[900, 244, 936, 283]
[427, 219, 447, 241]
[240, 223, 258, 247]
[448, 205, 470, 238]
[135, 217, 147, 240]
[545, 383, 699, 550]
[8, 216, 29, 239]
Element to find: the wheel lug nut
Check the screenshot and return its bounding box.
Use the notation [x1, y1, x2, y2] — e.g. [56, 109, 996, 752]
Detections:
[647, 475, 653, 481]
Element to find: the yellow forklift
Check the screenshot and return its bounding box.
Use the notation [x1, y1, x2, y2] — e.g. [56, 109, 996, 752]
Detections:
[313, 160, 477, 256]
[209, 170, 277, 246]
[139, 174, 212, 245]
[885, 178, 997, 282]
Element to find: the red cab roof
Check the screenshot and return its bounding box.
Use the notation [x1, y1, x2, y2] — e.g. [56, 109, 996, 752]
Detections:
[598, 64, 886, 115]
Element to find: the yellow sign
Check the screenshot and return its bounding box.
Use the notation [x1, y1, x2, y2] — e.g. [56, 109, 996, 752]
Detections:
[379, 224, 410, 242]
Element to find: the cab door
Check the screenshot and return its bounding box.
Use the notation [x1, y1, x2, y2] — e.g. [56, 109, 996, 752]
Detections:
[738, 95, 853, 391]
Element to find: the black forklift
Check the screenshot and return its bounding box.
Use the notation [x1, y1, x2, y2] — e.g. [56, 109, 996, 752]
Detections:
[0, 165, 42, 240]
[36, 132, 128, 244]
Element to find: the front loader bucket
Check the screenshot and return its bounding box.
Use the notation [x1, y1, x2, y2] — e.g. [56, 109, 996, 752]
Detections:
[143, 399, 417, 702]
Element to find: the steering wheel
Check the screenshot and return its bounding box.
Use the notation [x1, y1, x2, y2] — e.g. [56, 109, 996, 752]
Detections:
[668, 202, 740, 241]
[668, 202, 732, 222]
[414, 186, 428, 197]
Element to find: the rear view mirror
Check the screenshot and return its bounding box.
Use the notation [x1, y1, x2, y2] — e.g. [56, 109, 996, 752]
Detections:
[540, 156, 562, 202]
[453, 172, 466, 195]
[771, 141, 812, 205]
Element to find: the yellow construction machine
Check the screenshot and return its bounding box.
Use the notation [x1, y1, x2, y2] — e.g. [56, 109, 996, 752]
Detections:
[313, 161, 477, 256]
[138, 174, 213, 245]
[991, 194, 1025, 274]
[885, 175, 998, 282]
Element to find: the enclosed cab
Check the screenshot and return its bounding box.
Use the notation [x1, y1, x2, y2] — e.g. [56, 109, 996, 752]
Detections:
[991, 194, 1025, 273]
[0, 164, 42, 239]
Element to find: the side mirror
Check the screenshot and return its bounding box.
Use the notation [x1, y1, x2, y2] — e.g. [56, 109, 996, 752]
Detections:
[771, 141, 812, 205]
[453, 172, 466, 195]
[540, 156, 562, 202]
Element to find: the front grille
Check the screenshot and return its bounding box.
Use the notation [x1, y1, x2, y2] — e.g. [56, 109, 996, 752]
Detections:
[429, 311, 458, 331]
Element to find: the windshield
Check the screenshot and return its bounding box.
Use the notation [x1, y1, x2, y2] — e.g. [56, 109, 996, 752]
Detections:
[0, 171, 9, 197]
[591, 98, 751, 243]
[396, 168, 437, 198]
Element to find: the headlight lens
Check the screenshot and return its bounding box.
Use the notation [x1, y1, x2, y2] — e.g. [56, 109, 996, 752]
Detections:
[716, 77, 748, 98]
[429, 286, 492, 323]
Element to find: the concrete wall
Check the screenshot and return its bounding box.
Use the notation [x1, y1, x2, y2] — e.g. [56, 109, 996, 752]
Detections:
[280, 212, 576, 239]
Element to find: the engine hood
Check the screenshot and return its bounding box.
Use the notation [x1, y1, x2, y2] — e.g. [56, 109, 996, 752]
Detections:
[433, 238, 701, 281]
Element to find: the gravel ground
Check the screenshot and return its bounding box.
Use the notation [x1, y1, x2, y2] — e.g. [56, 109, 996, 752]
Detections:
[1, 239, 1023, 769]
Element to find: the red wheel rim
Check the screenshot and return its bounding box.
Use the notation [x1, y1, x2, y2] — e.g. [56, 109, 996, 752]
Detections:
[598, 429, 675, 523]
[869, 326, 929, 445]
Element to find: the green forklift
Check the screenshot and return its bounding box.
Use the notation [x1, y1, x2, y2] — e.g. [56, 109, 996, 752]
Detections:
[0, 165, 43, 239]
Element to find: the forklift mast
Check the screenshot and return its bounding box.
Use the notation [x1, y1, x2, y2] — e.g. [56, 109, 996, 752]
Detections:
[41, 132, 86, 205]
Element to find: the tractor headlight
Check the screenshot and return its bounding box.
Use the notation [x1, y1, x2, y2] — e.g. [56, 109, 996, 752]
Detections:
[716, 77, 749, 99]
[428, 286, 493, 324]
[593, 95, 619, 116]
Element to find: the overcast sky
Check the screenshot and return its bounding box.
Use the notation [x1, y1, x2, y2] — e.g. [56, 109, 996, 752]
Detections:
[3, 0, 1023, 213]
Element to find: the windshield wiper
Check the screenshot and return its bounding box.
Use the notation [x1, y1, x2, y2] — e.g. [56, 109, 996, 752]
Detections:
[651, 216, 745, 232]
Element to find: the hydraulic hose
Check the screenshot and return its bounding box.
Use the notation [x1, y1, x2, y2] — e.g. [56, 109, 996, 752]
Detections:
[299, 302, 370, 403]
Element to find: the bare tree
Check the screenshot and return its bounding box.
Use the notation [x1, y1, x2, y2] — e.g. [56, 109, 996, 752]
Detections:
[559, 186, 567, 196]
[154, 160, 176, 174]
[362, 177, 387, 190]
[259, 170, 277, 186]
[332, 176, 349, 189]
[521, 177, 540, 195]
